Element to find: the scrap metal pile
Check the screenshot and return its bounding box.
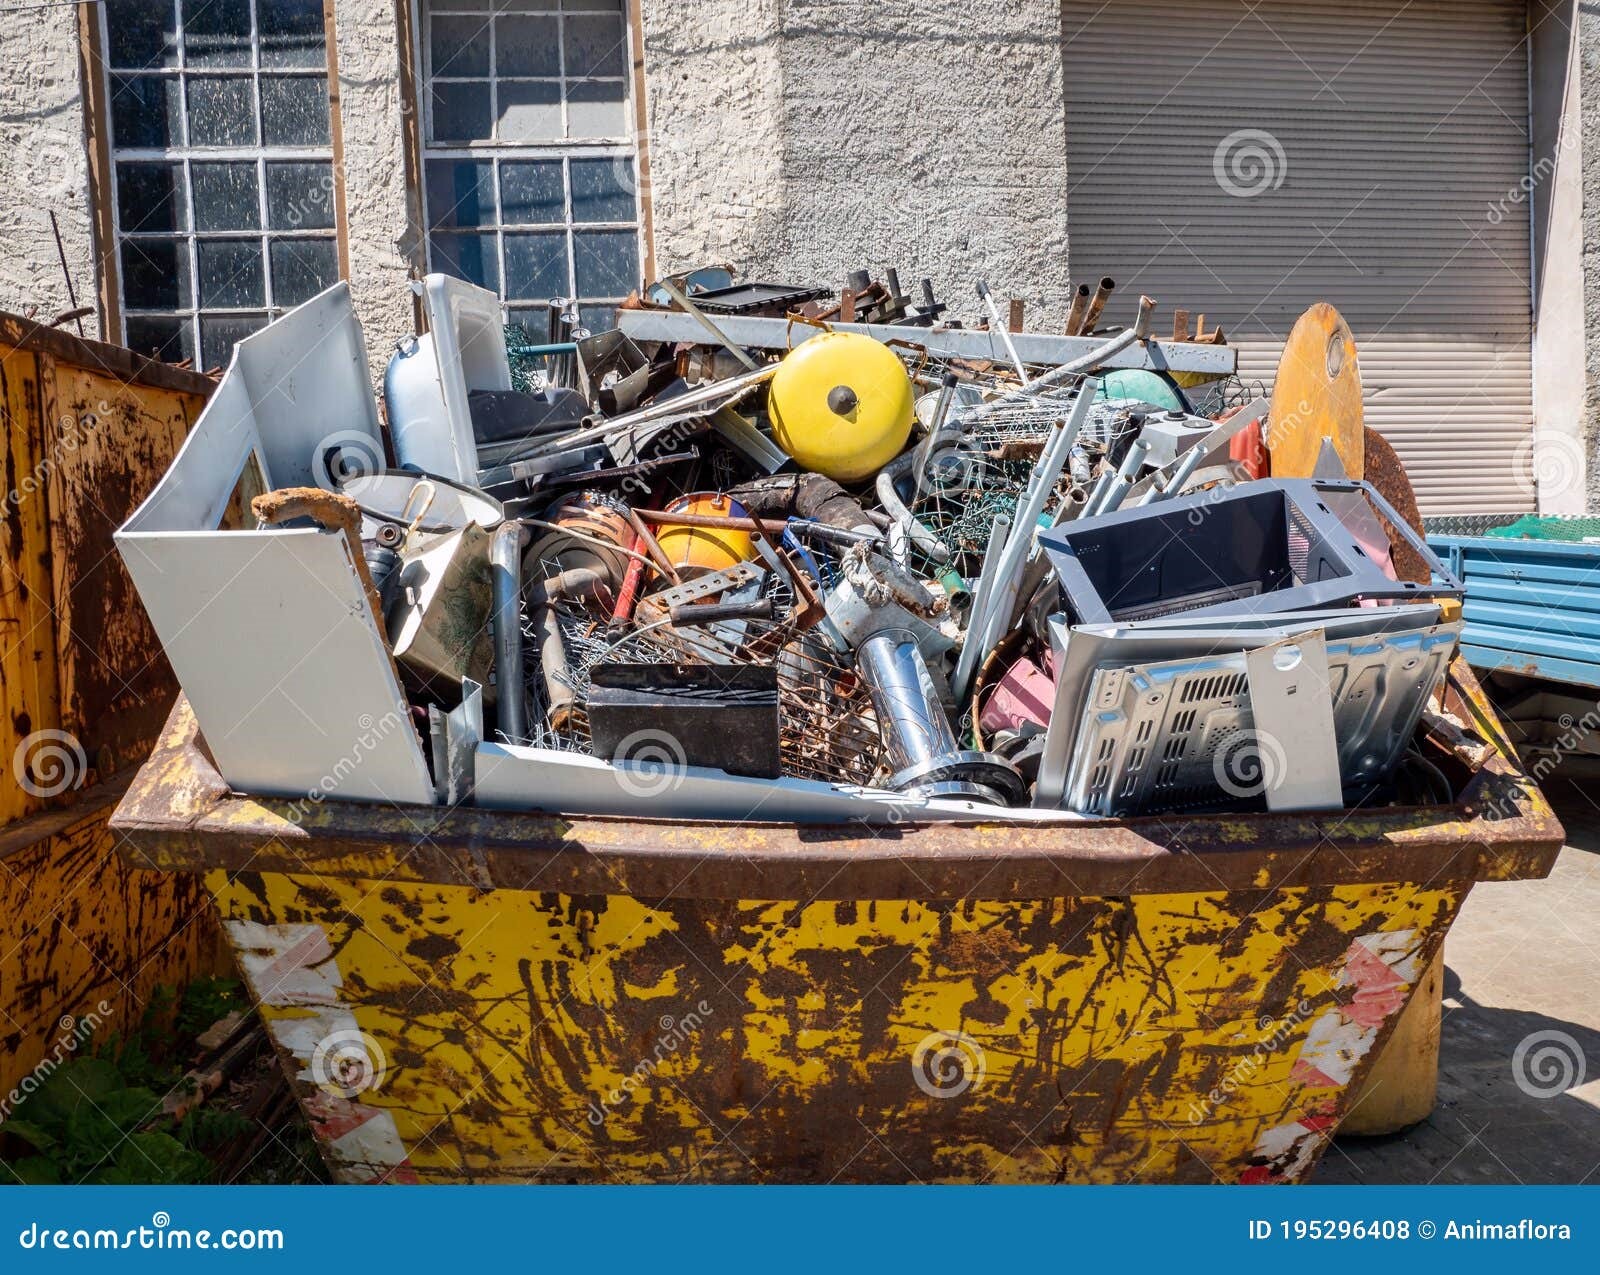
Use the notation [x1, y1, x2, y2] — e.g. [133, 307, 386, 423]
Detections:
[116, 267, 1474, 824]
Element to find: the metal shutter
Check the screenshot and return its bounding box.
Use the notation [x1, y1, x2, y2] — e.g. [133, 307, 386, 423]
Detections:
[1061, 0, 1533, 515]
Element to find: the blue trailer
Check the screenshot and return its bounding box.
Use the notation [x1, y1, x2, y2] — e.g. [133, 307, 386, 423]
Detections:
[1429, 532, 1600, 691]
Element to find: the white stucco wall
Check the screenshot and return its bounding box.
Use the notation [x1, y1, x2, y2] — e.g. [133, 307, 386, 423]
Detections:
[0, 3, 97, 333]
[332, 0, 423, 366]
[639, 0, 1072, 327]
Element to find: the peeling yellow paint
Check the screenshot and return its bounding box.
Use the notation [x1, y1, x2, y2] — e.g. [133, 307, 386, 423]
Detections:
[211, 867, 1464, 1184]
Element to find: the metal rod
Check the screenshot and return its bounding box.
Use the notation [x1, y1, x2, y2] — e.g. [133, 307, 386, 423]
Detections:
[976, 280, 1029, 386]
[912, 371, 960, 499]
[48, 211, 84, 338]
[960, 296, 1155, 423]
[657, 278, 760, 371]
[960, 383, 1097, 685]
[624, 506, 682, 585]
[520, 364, 777, 459]
[954, 511, 1013, 701]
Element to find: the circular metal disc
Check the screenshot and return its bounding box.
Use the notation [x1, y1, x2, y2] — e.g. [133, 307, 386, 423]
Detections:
[1267, 302, 1365, 480]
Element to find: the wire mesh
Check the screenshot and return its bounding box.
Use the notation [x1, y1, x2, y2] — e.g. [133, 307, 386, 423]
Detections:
[522, 559, 885, 786]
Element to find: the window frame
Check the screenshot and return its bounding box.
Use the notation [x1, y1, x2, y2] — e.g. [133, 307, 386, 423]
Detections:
[414, 0, 646, 326]
[97, 0, 342, 368]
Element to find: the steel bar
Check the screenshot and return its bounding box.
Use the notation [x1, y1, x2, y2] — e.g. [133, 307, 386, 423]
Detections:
[617, 307, 1235, 374]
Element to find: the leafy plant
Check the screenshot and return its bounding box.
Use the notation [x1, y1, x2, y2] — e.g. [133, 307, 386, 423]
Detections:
[0, 1058, 208, 1185]
[175, 976, 246, 1041]
[0, 977, 250, 1186]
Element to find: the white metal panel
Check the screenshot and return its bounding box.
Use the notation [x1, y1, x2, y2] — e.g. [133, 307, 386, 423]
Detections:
[1062, 0, 1533, 514]
[384, 274, 512, 482]
[117, 286, 435, 806]
[121, 530, 435, 804]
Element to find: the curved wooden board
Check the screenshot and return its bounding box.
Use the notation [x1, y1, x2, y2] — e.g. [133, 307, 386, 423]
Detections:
[1268, 303, 1364, 480]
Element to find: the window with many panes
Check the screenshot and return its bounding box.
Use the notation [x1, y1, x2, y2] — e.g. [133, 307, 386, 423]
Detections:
[421, 0, 642, 333]
[101, 0, 340, 369]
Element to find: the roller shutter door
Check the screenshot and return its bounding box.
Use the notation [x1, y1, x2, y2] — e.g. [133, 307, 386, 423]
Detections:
[1062, 0, 1533, 514]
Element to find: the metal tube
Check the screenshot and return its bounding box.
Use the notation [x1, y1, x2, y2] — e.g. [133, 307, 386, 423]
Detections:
[1064, 283, 1091, 336]
[1159, 441, 1209, 497]
[954, 511, 1013, 701]
[876, 453, 951, 561]
[857, 630, 1026, 806]
[955, 382, 1095, 699]
[634, 506, 877, 545]
[1096, 438, 1152, 515]
[961, 296, 1154, 423]
[977, 280, 1029, 385]
[913, 372, 960, 497]
[1080, 277, 1115, 334]
[858, 630, 961, 774]
[527, 566, 609, 732]
[1082, 468, 1115, 517]
[491, 521, 527, 743]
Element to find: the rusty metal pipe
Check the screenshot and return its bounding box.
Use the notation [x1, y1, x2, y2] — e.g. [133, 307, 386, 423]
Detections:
[1079, 277, 1115, 335]
[1064, 283, 1091, 337]
[527, 566, 609, 731]
[634, 507, 878, 547]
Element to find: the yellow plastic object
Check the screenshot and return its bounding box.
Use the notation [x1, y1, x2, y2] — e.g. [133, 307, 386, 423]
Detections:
[768, 332, 914, 481]
[653, 492, 754, 575]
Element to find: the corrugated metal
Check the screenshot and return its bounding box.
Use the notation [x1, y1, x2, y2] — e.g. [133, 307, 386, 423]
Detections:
[1062, 0, 1533, 514]
[1431, 534, 1600, 687]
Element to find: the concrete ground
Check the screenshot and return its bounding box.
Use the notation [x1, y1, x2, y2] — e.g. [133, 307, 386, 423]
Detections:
[1319, 778, 1600, 1184]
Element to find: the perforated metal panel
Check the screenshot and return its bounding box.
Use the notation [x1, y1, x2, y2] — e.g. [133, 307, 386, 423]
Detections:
[1062, 0, 1533, 515]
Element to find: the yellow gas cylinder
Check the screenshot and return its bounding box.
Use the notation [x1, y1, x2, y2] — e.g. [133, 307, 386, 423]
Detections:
[768, 332, 914, 482]
[652, 492, 754, 577]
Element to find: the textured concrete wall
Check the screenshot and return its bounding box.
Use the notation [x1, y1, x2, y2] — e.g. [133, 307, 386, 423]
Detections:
[332, 0, 424, 367]
[639, 0, 1071, 328]
[1580, 2, 1600, 512]
[1532, 0, 1585, 514]
[0, 4, 97, 334]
